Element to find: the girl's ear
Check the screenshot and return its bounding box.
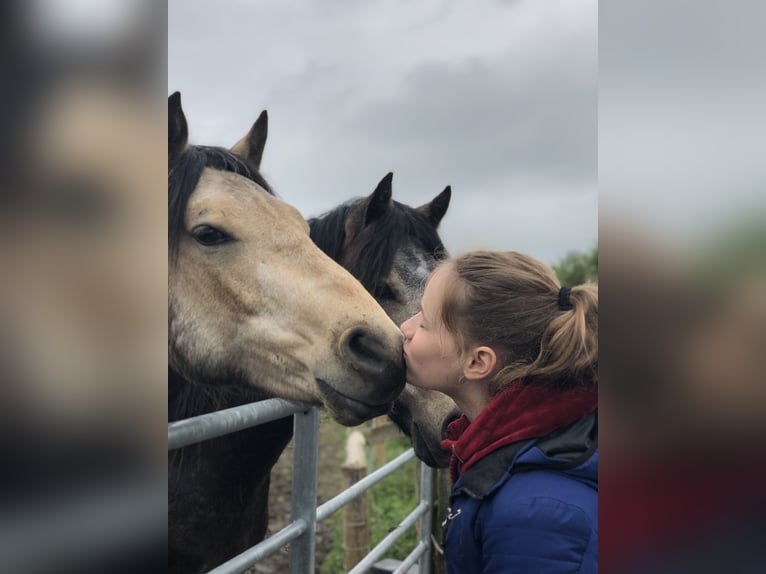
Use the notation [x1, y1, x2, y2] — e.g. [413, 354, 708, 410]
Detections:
[463, 346, 497, 381]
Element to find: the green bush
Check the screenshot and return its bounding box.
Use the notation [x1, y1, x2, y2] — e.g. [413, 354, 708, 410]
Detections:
[368, 438, 419, 558]
[553, 245, 598, 285]
[318, 513, 344, 574]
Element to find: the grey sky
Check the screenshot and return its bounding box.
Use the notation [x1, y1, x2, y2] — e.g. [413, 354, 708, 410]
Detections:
[599, 0, 766, 248]
[168, 0, 597, 265]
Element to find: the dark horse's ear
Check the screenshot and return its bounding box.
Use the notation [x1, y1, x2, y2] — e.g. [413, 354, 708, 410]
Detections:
[231, 110, 268, 169]
[168, 91, 188, 169]
[364, 172, 393, 226]
[417, 185, 451, 227]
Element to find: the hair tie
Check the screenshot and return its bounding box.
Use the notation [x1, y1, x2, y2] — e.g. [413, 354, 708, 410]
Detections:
[558, 286, 573, 311]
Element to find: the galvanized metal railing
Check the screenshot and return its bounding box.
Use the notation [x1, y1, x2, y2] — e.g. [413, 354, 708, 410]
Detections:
[168, 398, 433, 574]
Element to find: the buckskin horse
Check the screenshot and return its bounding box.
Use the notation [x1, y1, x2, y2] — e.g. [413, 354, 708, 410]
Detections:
[167, 92, 406, 573]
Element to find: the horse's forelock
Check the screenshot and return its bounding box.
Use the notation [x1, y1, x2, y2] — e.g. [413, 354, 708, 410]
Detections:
[308, 202, 352, 263]
[314, 198, 447, 297]
[168, 145, 274, 262]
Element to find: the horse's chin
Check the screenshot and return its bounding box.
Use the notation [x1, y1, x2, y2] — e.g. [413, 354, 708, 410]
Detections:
[388, 398, 456, 468]
[411, 422, 452, 468]
[316, 378, 392, 426]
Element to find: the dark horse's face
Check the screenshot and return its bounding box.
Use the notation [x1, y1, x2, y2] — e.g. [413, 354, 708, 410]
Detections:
[309, 173, 460, 467]
[343, 173, 452, 327]
[310, 172, 451, 326]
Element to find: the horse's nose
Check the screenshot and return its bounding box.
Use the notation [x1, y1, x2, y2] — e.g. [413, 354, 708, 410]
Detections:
[340, 327, 405, 396]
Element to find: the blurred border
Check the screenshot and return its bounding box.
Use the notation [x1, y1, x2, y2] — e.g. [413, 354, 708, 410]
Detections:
[600, 0, 766, 572]
[2, 1, 765, 572]
[0, 1, 167, 572]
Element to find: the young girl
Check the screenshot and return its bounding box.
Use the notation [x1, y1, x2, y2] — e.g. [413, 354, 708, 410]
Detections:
[401, 250, 598, 573]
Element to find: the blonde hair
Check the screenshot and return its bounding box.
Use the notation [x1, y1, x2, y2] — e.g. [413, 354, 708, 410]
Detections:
[435, 250, 597, 394]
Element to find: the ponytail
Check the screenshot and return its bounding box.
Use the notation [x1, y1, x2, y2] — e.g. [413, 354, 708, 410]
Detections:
[517, 284, 598, 388]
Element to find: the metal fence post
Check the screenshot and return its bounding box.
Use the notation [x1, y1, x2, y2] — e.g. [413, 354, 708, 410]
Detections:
[289, 407, 319, 574]
[418, 462, 433, 574]
[430, 469, 450, 574]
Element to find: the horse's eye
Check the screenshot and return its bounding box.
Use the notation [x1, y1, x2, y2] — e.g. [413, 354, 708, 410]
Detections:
[380, 284, 397, 301]
[192, 225, 233, 246]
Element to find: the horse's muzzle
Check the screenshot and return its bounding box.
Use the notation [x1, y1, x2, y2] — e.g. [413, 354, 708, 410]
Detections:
[338, 326, 406, 403]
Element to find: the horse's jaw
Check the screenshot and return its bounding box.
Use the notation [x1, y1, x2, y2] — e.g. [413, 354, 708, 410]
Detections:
[315, 378, 401, 427]
[387, 385, 460, 468]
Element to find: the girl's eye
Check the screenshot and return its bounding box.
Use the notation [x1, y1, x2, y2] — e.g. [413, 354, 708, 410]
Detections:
[192, 225, 233, 246]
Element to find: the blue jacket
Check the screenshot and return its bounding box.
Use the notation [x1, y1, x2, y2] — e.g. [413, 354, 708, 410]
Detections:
[443, 412, 598, 573]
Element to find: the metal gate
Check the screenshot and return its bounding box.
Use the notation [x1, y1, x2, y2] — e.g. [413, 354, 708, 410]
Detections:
[168, 398, 433, 574]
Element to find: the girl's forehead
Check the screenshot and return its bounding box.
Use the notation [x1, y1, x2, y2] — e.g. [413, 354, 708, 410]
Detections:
[422, 265, 453, 311]
[425, 263, 453, 290]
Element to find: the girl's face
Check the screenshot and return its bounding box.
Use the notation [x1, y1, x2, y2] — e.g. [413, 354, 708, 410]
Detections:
[400, 267, 464, 393]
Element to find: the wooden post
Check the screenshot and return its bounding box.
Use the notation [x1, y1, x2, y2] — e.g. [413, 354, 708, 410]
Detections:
[371, 415, 389, 467]
[343, 429, 370, 571]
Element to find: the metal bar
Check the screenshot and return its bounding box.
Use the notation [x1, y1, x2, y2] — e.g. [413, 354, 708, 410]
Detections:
[289, 407, 319, 574]
[169, 394, 436, 574]
[394, 541, 428, 574]
[417, 462, 434, 574]
[347, 502, 428, 574]
[168, 398, 308, 450]
[316, 449, 416, 522]
[207, 518, 308, 574]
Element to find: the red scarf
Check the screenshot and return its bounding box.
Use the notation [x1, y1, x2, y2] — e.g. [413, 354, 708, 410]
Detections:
[440, 382, 598, 483]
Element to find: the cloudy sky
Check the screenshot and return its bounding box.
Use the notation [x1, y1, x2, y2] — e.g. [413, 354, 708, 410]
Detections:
[168, 0, 597, 265]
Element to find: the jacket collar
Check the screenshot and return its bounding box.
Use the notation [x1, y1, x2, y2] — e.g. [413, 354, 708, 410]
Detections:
[455, 410, 598, 499]
[442, 382, 598, 482]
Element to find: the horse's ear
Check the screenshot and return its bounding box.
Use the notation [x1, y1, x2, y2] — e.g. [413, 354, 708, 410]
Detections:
[364, 172, 393, 226]
[231, 110, 268, 169]
[417, 185, 451, 227]
[169, 91, 188, 169]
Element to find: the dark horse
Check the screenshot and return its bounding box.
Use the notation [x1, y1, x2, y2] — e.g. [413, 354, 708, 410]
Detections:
[308, 174, 461, 469]
[168, 92, 407, 573]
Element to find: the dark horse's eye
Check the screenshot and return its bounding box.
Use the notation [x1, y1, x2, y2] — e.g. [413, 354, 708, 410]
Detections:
[379, 284, 398, 301]
[192, 225, 233, 246]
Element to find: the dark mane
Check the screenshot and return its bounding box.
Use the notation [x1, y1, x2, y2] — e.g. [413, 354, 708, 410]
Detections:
[309, 199, 447, 297]
[168, 364, 269, 424]
[168, 145, 273, 261]
[307, 203, 351, 262]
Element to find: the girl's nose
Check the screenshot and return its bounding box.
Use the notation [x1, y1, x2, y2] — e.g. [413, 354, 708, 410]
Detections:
[400, 315, 414, 340]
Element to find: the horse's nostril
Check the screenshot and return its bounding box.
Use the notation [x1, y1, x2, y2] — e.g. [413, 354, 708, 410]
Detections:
[348, 331, 381, 361]
[342, 327, 386, 372]
[338, 326, 405, 403]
